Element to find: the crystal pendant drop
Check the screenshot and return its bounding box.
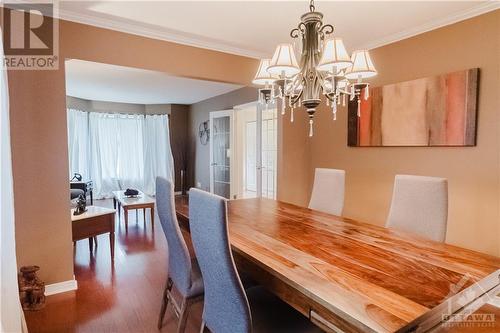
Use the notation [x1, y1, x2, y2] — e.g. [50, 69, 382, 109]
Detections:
[291, 108, 294, 123]
[364, 87, 370, 100]
[309, 119, 314, 137]
[281, 97, 286, 115]
[357, 99, 361, 117]
[342, 93, 346, 107]
[332, 96, 337, 120]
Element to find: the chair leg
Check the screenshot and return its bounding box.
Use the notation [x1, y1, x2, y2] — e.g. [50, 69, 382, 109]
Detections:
[177, 299, 191, 333]
[199, 321, 206, 333]
[158, 278, 173, 329]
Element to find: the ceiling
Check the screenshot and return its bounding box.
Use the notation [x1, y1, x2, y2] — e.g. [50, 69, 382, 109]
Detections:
[65, 59, 243, 104]
[58, 1, 499, 58]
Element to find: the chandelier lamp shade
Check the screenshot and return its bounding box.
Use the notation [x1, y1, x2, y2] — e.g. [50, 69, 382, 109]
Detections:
[317, 38, 352, 71]
[267, 43, 300, 77]
[252, 59, 277, 86]
[345, 50, 378, 79]
[253, 0, 378, 136]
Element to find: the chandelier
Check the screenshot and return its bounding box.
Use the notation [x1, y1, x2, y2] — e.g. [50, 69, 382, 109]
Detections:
[253, 0, 378, 136]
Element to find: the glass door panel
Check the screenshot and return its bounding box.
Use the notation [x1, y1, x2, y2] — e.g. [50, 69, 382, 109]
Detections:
[210, 110, 233, 199]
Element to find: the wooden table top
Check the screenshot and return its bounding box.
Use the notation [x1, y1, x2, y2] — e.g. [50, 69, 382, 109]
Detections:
[112, 190, 154, 207]
[175, 196, 500, 332]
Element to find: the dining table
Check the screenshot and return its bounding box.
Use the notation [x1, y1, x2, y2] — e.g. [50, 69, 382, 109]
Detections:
[175, 196, 500, 333]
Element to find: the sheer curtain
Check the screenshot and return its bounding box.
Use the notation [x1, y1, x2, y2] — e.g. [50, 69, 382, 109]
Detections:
[143, 115, 174, 195]
[89, 112, 145, 197]
[67, 110, 174, 198]
[67, 108, 90, 179]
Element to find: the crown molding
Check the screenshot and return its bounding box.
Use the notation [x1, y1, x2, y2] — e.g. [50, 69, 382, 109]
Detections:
[56, 7, 266, 59]
[360, 1, 500, 50]
[48, 1, 500, 58]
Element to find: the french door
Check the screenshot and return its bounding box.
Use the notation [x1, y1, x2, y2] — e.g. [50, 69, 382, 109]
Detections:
[256, 103, 277, 199]
[234, 102, 277, 200]
[209, 110, 234, 199]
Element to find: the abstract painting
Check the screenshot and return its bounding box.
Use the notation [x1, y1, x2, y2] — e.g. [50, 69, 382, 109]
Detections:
[348, 68, 478, 147]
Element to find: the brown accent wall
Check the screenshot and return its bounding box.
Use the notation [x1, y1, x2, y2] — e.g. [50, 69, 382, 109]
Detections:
[7, 13, 257, 284]
[170, 104, 190, 192]
[188, 87, 258, 191]
[278, 10, 500, 256]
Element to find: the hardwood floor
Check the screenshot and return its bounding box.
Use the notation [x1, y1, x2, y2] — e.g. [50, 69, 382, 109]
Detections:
[24, 199, 203, 333]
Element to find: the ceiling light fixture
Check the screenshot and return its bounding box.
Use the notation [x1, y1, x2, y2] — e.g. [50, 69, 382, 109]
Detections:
[253, 0, 378, 136]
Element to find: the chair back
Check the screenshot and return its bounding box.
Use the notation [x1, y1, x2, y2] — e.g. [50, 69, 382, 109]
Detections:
[308, 168, 345, 216]
[156, 177, 193, 296]
[189, 188, 251, 333]
[386, 175, 448, 242]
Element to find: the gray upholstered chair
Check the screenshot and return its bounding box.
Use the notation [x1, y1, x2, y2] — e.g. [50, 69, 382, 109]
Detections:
[189, 188, 322, 333]
[386, 175, 448, 242]
[156, 177, 204, 332]
[308, 168, 345, 216]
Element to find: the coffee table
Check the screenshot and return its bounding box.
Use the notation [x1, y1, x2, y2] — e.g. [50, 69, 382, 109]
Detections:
[112, 190, 155, 231]
[71, 206, 116, 260]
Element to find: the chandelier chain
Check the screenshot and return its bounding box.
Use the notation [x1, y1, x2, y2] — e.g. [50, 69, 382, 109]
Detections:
[309, 0, 315, 12]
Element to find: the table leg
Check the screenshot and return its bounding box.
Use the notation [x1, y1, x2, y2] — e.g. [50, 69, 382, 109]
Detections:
[143, 208, 146, 222]
[90, 190, 94, 205]
[124, 208, 129, 230]
[136, 209, 138, 224]
[113, 198, 116, 209]
[88, 237, 93, 253]
[110, 231, 115, 260]
[150, 206, 154, 231]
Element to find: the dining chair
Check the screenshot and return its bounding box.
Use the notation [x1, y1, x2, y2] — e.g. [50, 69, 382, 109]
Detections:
[189, 188, 322, 333]
[386, 175, 448, 242]
[308, 168, 345, 216]
[156, 177, 204, 332]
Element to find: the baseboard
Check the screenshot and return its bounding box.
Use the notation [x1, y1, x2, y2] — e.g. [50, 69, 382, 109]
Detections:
[44, 278, 78, 296]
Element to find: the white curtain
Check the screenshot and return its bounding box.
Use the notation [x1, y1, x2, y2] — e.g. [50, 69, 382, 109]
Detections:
[0, 28, 26, 333]
[67, 108, 90, 179]
[89, 112, 145, 197]
[143, 115, 174, 195]
[67, 110, 173, 198]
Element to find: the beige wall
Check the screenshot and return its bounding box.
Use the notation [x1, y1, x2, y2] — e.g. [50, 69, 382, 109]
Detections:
[278, 10, 500, 256]
[188, 87, 258, 191]
[7, 12, 257, 284]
